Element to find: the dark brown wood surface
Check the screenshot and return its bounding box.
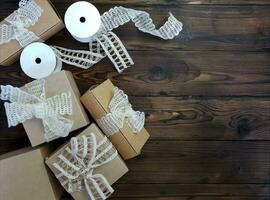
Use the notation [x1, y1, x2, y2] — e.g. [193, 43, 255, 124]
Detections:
[0, 0, 270, 199]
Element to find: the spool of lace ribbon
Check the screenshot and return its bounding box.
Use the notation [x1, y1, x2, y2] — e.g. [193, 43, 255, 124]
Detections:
[55, 3, 188, 73]
[20, 40, 125, 78]
[20, 42, 97, 79]
[64, 1, 102, 43]
[20, 42, 62, 79]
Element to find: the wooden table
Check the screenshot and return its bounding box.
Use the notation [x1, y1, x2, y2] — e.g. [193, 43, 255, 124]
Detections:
[1, 0, 270, 199]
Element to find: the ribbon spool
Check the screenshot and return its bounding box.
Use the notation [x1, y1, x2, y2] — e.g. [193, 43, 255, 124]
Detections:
[20, 42, 62, 79]
[64, 1, 101, 43]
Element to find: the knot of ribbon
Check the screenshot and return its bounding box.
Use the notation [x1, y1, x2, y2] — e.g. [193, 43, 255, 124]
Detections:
[97, 87, 145, 136]
[53, 133, 118, 200]
[0, 0, 43, 47]
[0, 79, 73, 142]
[52, 6, 186, 73]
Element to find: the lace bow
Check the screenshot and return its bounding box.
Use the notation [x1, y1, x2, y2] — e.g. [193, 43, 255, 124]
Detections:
[53, 133, 118, 200]
[52, 6, 185, 73]
[0, 0, 43, 47]
[0, 79, 73, 142]
[97, 87, 145, 136]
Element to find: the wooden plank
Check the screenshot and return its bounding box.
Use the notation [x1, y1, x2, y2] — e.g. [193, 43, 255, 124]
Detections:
[78, 0, 270, 5]
[117, 141, 270, 184]
[110, 198, 270, 200]
[1, 112, 269, 184]
[3, 0, 270, 5]
[62, 195, 270, 200]
[111, 183, 270, 197]
[1, 4, 269, 51]
[1, 51, 269, 97]
[61, 184, 270, 199]
[48, 4, 270, 51]
[1, 55, 269, 141]
[0, 98, 269, 145]
[72, 51, 270, 97]
[134, 97, 270, 140]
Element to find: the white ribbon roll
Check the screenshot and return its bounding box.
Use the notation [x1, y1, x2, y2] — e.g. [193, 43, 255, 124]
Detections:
[20, 42, 62, 79]
[64, 1, 101, 43]
[59, 3, 186, 73]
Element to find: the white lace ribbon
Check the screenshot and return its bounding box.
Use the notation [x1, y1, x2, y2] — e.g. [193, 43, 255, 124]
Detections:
[97, 87, 145, 136]
[52, 31, 134, 73]
[0, 0, 43, 47]
[52, 6, 184, 73]
[53, 133, 118, 200]
[100, 6, 183, 40]
[0, 79, 73, 142]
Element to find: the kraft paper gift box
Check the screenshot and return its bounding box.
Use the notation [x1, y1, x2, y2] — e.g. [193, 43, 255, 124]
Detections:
[22, 70, 90, 147]
[0, 70, 90, 147]
[0, 146, 63, 200]
[46, 123, 129, 200]
[0, 0, 64, 66]
[81, 79, 150, 160]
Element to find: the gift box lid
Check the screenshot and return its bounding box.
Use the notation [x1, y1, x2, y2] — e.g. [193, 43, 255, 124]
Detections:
[0, 146, 63, 200]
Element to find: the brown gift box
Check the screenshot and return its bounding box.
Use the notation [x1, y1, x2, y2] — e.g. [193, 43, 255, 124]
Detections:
[81, 79, 150, 160]
[0, 146, 63, 200]
[0, 0, 64, 66]
[46, 123, 129, 200]
[23, 70, 90, 147]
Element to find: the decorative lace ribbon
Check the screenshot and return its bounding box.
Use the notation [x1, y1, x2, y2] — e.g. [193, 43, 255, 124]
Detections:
[0, 79, 73, 142]
[0, 0, 43, 47]
[97, 87, 145, 136]
[53, 133, 118, 200]
[52, 6, 184, 73]
[52, 31, 133, 73]
[50, 32, 132, 73]
[99, 6, 183, 39]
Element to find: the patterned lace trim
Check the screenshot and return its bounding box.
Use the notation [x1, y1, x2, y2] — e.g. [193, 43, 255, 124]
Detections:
[97, 87, 145, 136]
[0, 79, 73, 142]
[52, 6, 185, 73]
[53, 133, 118, 199]
[0, 0, 43, 47]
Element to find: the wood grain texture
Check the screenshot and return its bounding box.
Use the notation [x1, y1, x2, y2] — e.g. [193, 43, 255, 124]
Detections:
[2, 3, 270, 51]
[68, 0, 270, 5]
[3, 0, 270, 5]
[138, 98, 270, 140]
[1, 51, 269, 97]
[0, 0, 269, 199]
[73, 51, 270, 97]
[50, 4, 270, 51]
[118, 141, 270, 184]
[111, 183, 270, 197]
